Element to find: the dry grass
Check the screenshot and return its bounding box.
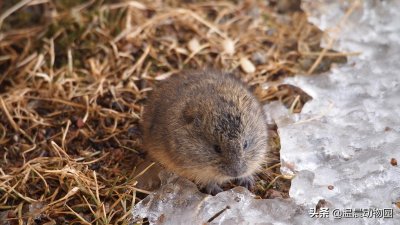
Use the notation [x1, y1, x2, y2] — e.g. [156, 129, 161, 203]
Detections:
[0, 0, 347, 224]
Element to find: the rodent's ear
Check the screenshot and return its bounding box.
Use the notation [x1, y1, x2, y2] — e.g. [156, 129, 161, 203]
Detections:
[182, 103, 200, 125]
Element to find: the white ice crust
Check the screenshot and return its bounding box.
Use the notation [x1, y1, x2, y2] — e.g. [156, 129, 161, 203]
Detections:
[132, 1, 400, 224]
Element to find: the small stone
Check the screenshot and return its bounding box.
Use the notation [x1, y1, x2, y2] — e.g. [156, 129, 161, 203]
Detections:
[76, 118, 85, 128]
[240, 57, 256, 73]
[13, 134, 19, 142]
[222, 38, 235, 55]
[328, 185, 334, 190]
[315, 199, 328, 211]
[390, 158, 397, 166]
[188, 38, 201, 53]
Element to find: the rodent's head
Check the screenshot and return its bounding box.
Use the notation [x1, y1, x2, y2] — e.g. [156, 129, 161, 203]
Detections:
[178, 93, 268, 183]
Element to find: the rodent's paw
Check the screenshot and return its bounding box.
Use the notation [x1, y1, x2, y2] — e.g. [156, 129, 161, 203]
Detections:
[203, 183, 224, 195]
[234, 176, 255, 191]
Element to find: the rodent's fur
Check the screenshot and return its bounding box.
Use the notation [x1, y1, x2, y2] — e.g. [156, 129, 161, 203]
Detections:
[142, 69, 269, 194]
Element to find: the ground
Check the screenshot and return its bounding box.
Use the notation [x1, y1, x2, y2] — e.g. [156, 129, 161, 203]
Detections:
[0, 0, 346, 224]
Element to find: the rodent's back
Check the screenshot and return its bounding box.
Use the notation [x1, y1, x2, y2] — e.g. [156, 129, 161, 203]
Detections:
[142, 69, 268, 186]
[143, 70, 249, 127]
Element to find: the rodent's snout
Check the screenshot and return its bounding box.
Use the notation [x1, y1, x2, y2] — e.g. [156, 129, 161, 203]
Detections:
[221, 159, 248, 178]
[218, 142, 249, 178]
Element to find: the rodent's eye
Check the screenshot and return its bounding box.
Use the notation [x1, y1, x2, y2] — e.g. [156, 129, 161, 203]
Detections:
[243, 140, 249, 150]
[213, 145, 222, 154]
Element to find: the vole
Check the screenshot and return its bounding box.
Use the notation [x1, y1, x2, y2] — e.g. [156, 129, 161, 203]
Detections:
[142, 69, 269, 194]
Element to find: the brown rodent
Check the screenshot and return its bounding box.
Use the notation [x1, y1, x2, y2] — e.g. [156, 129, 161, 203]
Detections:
[142, 69, 269, 194]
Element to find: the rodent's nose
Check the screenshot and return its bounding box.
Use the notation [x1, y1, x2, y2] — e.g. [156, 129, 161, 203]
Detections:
[226, 161, 247, 178]
[230, 168, 241, 177]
